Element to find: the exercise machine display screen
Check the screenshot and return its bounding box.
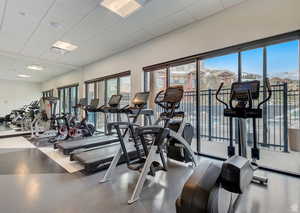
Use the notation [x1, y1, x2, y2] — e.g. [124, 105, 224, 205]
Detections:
[231, 80, 260, 101]
[132, 92, 150, 105]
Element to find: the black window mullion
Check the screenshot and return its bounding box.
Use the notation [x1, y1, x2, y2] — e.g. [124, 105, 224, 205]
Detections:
[117, 77, 120, 95]
[166, 66, 170, 88]
[262, 47, 268, 147]
[238, 52, 242, 82]
[104, 80, 108, 134]
[69, 87, 72, 114]
[196, 59, 201, 153]
[76, 86, 78, 116]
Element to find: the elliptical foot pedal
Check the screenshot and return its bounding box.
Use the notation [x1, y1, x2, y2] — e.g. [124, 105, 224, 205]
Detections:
[151, 161, 165, 172]
[128, 163, 145, 171]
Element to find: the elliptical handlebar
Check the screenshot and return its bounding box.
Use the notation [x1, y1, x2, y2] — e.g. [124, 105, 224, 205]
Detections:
[120, 104, 130, 111]
[154, 86, 184, 110]
[247, 89, 253, 109]
[258, 78, 272, 109]
[154, 90, 166, 109]
[216, 82, 229, 109]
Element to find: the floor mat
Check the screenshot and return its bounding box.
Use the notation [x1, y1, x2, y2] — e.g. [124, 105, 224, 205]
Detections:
[0, 130, 31, 138]
[0, 136, 35, 149]
[38, 147, 84, 173]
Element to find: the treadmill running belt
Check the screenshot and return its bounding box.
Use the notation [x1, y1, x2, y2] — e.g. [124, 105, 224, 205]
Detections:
[72, 143, 138, 174]
[73, 144, 121, 164]
[55, 136, 119, 155]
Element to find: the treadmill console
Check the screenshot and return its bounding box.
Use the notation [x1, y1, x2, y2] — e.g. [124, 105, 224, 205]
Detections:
[132, 92, 150, 106]
[108, 95, 122, 107]
[87, 99, 99, 111]
[78, 98, 87, 106]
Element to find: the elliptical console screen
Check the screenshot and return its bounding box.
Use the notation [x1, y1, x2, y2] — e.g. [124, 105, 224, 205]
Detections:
[132, 92, 150, 106]
[163, 86, 184, 103]
[231, 80, 260, 101]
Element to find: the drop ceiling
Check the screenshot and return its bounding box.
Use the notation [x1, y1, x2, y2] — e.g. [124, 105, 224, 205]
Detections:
[0, 0, 246, 82]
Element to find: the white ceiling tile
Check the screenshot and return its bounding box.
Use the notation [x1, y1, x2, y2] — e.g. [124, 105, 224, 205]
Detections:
[61, 6, 123, 44]
[0, 53, 72, 82]
[186, 0, 224, 20]
[0, 0, 54, 52]
[146, 9, 195, 36]
[221, 0, 247, 8]
[0, 0, 7, 28]
[21, 0, 99, 57]
[125, 0, 188, 28]
[0, 0, 242, 82]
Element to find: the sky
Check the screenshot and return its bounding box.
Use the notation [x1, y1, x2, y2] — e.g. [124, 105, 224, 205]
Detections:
[203, 40, 299, 79]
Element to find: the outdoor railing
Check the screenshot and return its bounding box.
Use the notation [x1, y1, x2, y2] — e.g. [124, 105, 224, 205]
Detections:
[155, 83, 299, 152]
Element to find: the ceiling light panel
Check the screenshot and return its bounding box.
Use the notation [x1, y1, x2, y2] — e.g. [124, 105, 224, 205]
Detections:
[101, 0, 146, 17]
[52, 41, 78, 51]
[18, 74, 31, 78]
[27, 65, 43, 71]
[50, 47, 69, 55]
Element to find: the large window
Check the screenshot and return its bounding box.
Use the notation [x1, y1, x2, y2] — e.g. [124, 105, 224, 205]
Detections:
[144, 32, 300, 176]
[58, 84, 79, 115]
[42, 89, 53, 98]
[85, 72, 131, 132]
[198, 41, 300, 173]
[119, 76, 131, 107]
[199, 54, 238, 158]
[144, 62, 197, 151]
[241, 48, 263, 82]
[144, 68, 167, 111]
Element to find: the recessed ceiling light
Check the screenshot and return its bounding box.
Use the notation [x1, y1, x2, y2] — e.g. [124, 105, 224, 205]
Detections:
[50, 21, 62, 29]
[52, 41, 78, 52]
[50, 47, 68, 55]
[19, 11, 26, 16]
[101, 0, 142, 17]
[18, 74, 31, 78]
[27, 65, 43, 71]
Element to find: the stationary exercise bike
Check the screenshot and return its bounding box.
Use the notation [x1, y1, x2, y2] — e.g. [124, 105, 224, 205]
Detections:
[176, 79, 272, 213]
[60, 98, 98, 139]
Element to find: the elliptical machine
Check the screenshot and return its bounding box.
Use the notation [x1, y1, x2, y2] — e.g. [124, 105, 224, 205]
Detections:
[99, 86, 197, 204]
[176, 79, 272, 213]
[154, 87, 195, 163]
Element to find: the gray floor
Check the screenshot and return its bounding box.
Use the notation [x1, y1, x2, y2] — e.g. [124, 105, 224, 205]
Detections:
[200, 139, 300, 175]
[0, 137, 300, 213]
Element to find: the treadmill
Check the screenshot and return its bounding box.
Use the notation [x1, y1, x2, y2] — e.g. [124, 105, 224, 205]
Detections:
[70, 92, 153, 174]
[54, 95, 122, 155]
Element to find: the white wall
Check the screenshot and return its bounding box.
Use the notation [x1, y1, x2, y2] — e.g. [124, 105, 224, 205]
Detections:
[42, 69, 84, 97]
[0, 79, 41, 116]
[42, 0, 300, 97]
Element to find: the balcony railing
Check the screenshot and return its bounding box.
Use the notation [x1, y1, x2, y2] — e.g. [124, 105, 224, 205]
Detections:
[155, 83, 299, 152]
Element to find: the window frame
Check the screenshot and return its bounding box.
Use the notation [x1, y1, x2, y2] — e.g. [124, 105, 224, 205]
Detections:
[143, 30, 300, 177]
[84, 71, 131, 131]
[57, 84, 79, 115]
